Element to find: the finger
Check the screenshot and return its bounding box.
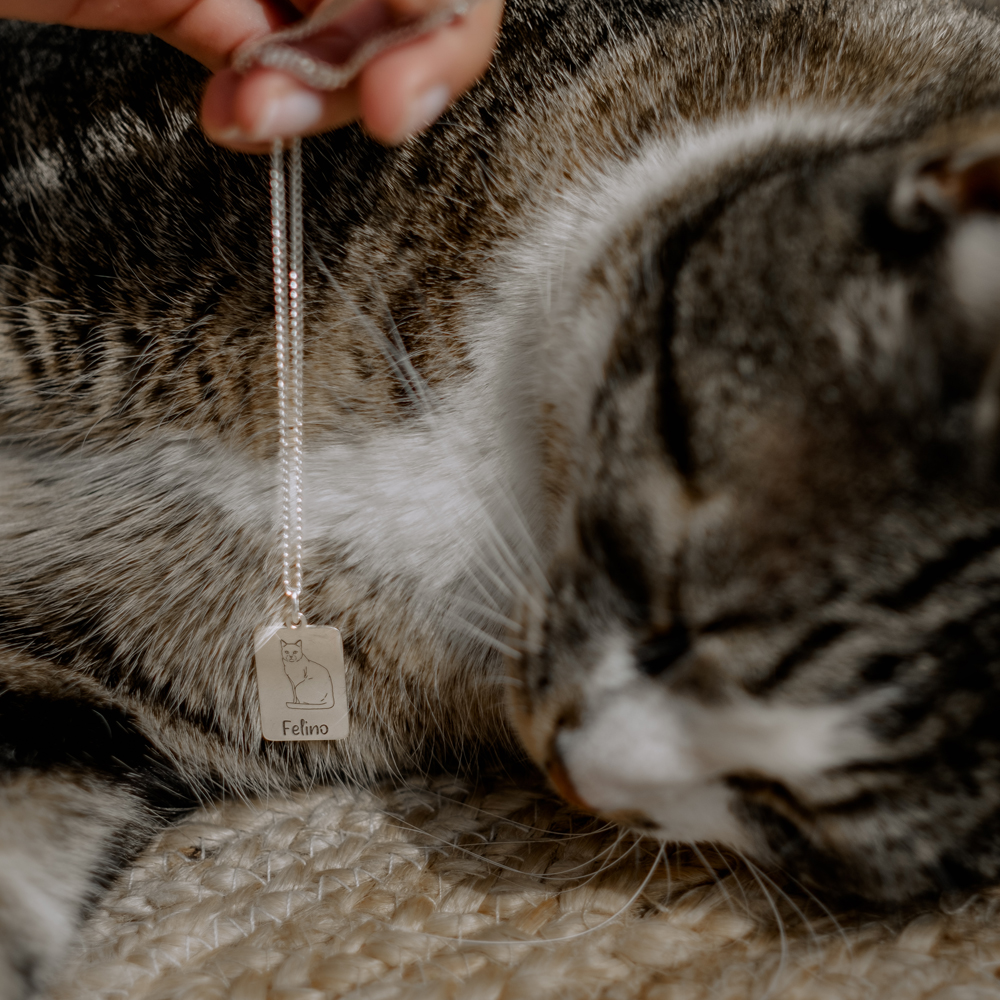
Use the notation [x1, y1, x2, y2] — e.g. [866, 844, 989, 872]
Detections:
[0, 0, 295, 70]
[155, 0, 294, 70]
[0, 0, 201, 30]
[200, 0, 502, 149]
[388, 0, 476, 14]
[201, 0, 384, 147]
[202, 67, 360, 150]
[357, 0, 502, 143]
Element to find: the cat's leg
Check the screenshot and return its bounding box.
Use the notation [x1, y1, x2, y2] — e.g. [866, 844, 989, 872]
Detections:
[0, 661, 195, 999]
[0, 769, 162, 1000]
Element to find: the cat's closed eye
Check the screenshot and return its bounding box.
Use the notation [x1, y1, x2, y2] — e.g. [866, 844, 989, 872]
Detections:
[510, 117, 1000, 903]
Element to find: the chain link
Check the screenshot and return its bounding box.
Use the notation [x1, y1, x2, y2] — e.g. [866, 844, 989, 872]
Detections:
[271, 137, 305, 628]
[261, 0, 480, 629]
[253, 0, 485, 630]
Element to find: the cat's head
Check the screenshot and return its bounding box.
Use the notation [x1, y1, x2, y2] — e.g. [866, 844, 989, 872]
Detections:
[509, 114, 1000, 903]
[280, 639, 304, 662]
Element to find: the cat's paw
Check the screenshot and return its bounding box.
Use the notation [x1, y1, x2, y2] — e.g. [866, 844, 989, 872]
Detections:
[0, 770, 162, 998]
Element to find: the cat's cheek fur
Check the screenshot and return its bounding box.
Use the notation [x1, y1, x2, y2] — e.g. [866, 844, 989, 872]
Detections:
[551, 634, 876, 849]
[555, 697, 752, 848]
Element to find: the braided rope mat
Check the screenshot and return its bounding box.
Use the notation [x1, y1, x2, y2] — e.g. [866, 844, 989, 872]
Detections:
[47, 775, 1000, 1000]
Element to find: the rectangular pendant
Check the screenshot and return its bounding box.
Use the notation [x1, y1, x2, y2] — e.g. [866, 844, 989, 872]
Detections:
[254, 625, 350, 741]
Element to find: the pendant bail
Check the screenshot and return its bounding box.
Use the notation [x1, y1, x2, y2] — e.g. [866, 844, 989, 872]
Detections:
[284, 608, 307, 629]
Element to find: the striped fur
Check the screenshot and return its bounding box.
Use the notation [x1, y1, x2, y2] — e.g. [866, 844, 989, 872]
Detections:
[4, 0, 1000, 992]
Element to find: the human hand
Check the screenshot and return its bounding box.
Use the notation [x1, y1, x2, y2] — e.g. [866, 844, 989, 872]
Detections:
[1, 0, 504, 150]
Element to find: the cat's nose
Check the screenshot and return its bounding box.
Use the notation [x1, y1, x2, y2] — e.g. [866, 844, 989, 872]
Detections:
[547, 748, 593, 811]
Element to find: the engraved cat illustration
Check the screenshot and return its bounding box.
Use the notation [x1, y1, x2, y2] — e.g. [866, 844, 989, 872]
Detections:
[281, 639, 335, 708]
[8, 0, 1000, 995]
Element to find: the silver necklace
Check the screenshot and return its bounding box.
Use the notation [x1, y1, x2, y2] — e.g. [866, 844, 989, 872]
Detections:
[254, 136, 349, 743]
[245, 0, 481, 743]
[271, 136, 305, 631]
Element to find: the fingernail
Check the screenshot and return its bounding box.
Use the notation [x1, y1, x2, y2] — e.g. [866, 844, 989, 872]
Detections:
[398, 84, 450, 140]
[253, 89, 324, 140]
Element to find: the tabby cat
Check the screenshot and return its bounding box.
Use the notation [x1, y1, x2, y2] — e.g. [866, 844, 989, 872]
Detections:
[4, 0, 1000, 992]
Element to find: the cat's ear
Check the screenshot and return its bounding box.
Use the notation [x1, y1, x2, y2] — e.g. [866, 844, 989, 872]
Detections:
[893, 138, 1000, 224]
[894, 134, 1000, 341]
[898, 134, 1000, 478]
[888, 131, 1000, 479]
[891, 137, 1000, 332]
[294, 640, 302, 649]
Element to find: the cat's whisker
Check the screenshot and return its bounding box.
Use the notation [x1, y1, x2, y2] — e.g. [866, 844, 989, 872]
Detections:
[476, 512, 546, 604]
[771, 862, 853, 957]
[443, 610, 522, 659]
[736, 849, 790, 998]
[328, 254, 546, 589]
[690, 840, 740, 915]
[422, 787, 619, 841]
[707, 840, 754, 917]
[459, 547, 520, 604]
[463, 519, 545, 614]
[552, 829, 639, 885]
[463, 566, 506, 614]
[385, 808, 655, 903]
[312, 254, 426, 411]
[313, 249, 547, 632]
[368, 280, 435, 407]
[460, 455, 548, 586]
[750, 860, 825, 952]
[447, 592, 521, 632]
[427, 842, 668, 947]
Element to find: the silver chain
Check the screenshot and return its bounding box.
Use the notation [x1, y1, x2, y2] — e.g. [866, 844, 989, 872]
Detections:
[259, 0, 482, 630]
[271, 137, 305, 628]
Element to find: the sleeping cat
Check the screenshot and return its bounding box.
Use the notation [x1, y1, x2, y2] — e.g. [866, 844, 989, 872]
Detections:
[4, 0, 1000, 993]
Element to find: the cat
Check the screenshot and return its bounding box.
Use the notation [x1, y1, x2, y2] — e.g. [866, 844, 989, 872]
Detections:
[280, 639, 335, 708]
[4, 0, 1000, 993]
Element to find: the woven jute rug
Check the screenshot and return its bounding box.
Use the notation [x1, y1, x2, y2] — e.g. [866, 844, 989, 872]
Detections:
[46, 774, 1000, 1000]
